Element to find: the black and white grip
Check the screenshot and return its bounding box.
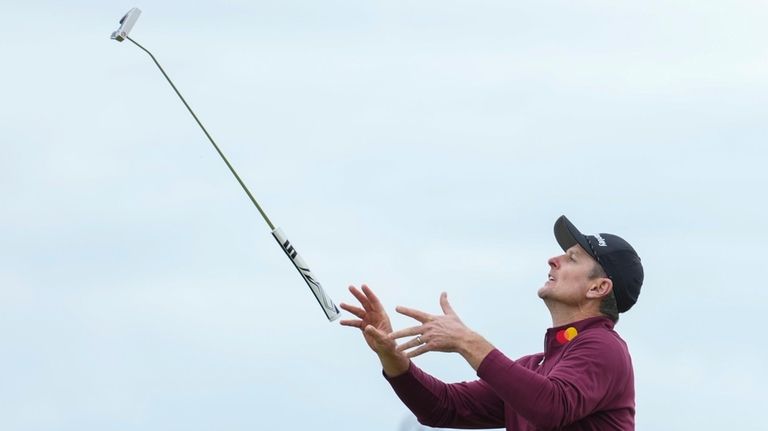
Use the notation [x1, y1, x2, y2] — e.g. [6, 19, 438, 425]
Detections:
[271, 227, 340, 321]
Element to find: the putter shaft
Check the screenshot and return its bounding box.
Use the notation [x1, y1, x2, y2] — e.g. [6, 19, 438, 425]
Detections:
[127, 36, 275, 231]
[121, 35, 340, 321]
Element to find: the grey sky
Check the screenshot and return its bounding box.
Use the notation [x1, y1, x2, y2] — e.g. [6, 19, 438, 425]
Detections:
[1, 1, 766, 430]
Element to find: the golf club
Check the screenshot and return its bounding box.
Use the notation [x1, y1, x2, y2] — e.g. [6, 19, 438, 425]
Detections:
[110, 7, 340, 321]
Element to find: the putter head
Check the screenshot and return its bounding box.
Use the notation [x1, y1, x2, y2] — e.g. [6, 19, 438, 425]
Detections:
[110, 8, 142, 42]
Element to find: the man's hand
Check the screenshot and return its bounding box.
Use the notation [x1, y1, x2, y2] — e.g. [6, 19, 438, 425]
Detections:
[339, 284, 410, 376]
[340, 284, 394, 353]
[390, 292, 495, 370]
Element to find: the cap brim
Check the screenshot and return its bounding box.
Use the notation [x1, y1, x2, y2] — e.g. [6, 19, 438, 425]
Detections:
[554, 215, 596, 260]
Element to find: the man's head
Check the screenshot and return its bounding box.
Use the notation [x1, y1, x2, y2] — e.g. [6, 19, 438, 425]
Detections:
[539, 244, 616, 318]
[539, 215, 644, 319]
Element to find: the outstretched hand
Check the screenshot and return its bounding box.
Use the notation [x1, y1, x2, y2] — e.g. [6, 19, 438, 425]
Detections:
[339, 284, 397, 354]
[389, 292, 495, 369]
[340, 284, 411, 377]
[389, 292, 474, 358]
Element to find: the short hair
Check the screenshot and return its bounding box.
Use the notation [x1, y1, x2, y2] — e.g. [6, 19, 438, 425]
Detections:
[589, 262, 619, 323]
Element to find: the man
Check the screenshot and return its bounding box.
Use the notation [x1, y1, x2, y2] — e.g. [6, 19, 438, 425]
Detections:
[340, 215, 644, 430]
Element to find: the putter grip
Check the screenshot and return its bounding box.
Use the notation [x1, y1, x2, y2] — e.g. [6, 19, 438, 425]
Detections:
[271, 227, 340, 321]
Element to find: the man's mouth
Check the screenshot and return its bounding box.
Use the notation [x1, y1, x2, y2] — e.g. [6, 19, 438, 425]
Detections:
[548, 274, 555, 282]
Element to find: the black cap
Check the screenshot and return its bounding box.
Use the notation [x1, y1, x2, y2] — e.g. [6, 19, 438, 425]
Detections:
[553, 215, 644, 313]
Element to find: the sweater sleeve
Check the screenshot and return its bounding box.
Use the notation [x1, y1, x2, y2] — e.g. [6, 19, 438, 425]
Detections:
[476, 334, 630, 429]
[384, 362, 505, 429]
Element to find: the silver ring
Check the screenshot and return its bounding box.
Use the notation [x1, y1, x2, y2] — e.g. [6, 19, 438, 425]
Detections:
[416, 335, 423, 345]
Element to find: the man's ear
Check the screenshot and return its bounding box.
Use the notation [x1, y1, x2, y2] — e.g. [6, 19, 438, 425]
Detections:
[586, 277, 613, 300]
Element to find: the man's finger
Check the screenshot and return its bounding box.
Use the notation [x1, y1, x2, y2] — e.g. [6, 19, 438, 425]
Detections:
[340, 302, 366, 319]
[440, 292, 456, 316]
[349, 285, 373, 312]
[406, 344, 431, 359]
[361, 284, 384, 312]
[364, 325, 388, 342]
[396, 305, 432, 323]
[396, 336, 424, 352]
[339, 319, 363, 328]
[389, 325, 422, 340]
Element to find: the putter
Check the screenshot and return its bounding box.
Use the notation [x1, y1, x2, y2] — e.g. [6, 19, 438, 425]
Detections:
[110, 8, 340, 321]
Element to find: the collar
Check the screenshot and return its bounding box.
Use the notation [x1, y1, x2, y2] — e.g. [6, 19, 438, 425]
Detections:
[544, 316, 615, 353]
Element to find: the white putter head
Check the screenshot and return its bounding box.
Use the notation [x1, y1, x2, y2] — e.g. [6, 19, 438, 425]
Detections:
[111, 8, 142, 42]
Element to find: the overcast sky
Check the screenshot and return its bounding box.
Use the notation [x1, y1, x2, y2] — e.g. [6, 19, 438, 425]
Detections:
[1, 1, 766, 430]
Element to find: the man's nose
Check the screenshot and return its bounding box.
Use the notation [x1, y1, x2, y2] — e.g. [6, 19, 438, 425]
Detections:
[548, 256, 560, 269]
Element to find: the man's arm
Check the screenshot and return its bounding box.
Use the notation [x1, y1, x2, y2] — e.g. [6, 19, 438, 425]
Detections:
[340, 286, 504, 429]
[385, 361, 505, 429]
[476, 334, 631, 429]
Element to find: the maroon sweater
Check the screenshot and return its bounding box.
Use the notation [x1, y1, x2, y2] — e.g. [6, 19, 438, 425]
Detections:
[386, 316, 635, 430]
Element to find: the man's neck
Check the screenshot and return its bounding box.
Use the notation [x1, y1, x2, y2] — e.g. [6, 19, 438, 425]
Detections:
[546, 302, 603, 327]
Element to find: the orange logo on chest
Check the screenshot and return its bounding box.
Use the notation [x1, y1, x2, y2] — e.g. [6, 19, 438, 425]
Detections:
[556, 327, 578, 344]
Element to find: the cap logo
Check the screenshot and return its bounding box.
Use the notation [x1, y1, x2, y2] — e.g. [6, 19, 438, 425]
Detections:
[593, 234, 607, 247]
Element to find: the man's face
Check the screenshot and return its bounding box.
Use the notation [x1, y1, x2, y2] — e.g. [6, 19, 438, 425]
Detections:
[538, 244, 600, 305]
